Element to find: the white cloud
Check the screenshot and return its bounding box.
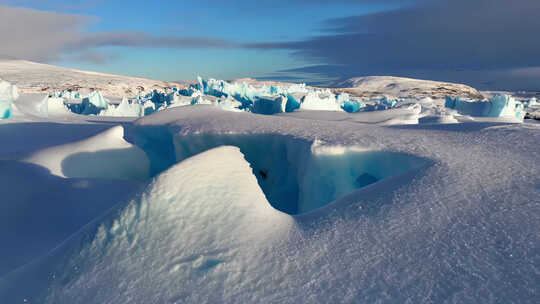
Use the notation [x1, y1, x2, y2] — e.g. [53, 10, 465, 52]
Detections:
[0, 5, 232, 63]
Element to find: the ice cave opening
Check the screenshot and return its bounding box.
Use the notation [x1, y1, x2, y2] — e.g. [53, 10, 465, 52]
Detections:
[129, 129, 429, 215]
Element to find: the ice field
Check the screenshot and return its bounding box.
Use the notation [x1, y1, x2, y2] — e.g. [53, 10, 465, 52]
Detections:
[0, 67, 539, 303]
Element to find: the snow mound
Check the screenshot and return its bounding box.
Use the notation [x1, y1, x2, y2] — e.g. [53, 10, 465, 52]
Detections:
[333, 76, 483, 99]
[0, 160, 141, 276]
[0, 146, 293, 303]
[0, 79, 19, 119]
[23, 126, 150, 180]
[170, 134, 428, 214]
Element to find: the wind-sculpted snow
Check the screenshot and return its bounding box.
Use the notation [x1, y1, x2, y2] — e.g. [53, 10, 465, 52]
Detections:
[1, 107, 539, 303]
[23, 126, 150, 180]
[0, 104, 539, 303]
[0, 79, 18, 119]
[0, 146, 295, 303]
[0, 160, 141, 276]
[445, 94, 526, 121]
[172, 134, 428, 214]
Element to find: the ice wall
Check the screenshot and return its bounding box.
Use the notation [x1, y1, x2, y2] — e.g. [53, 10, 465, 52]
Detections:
[99, 98, 145, 117]
[445, 94, 525, 120]
[192, 77, 351, 113]
[171, 133, 428, 214]
[39, 96, 71, 117]
[68, 91, 110, 115]
[0, 79, 19, 119]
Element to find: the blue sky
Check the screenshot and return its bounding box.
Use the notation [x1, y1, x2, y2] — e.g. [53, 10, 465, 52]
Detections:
[1, 0, 539, 90]
[0, 0, 400, 81]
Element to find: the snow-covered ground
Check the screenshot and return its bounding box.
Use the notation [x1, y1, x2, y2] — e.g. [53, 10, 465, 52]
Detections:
[0, 60, 182, 98]
[0, 64, 539, 303]
[332, 76, 485, 100]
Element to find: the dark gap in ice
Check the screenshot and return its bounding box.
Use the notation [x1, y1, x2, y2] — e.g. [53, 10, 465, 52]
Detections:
[128, 128, 429, 215]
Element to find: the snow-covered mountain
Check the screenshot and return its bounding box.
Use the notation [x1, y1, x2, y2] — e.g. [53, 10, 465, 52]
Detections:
[0, 60, 487, 100]
[0, 60, 181, 98]
[333, 76, 484, 99]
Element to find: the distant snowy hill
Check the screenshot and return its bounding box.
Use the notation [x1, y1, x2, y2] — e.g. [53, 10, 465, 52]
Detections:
[0, 61, 487, 101]
[0, 60, 181, 98]
[333, 76, 484, 99]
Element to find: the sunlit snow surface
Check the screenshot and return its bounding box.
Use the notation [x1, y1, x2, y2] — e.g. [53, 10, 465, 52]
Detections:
[0, 77, 539, 303]
[0, 103, 538, 303]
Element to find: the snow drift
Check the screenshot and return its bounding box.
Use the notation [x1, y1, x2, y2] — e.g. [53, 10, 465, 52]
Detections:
[23, 126, 150, 180]
[0, 146, 294, 303]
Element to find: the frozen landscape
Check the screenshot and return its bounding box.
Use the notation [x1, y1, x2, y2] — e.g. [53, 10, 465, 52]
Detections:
[0, 58, 538, 303]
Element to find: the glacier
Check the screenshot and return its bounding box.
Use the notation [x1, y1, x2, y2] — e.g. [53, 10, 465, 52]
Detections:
[0, 79, 18, 119]
[38, 77, 528, 125]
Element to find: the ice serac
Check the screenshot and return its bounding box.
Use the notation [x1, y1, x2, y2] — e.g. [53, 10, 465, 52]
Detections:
[252, 95, 287, 114]
[445, 94, 525, 121]
[301, 91, 342, 111]
[67, 90, 110, 115]
[0, 79, 19, 119]
[216, 96, 242, 112]
[99, 97, 145, 117]
[0, 146, 293, 303]
[23, 125, 150, 180]
[39, 96, 71, 117]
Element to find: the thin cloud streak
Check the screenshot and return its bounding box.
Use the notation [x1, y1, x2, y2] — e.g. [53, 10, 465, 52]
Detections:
[0, 5, 234, 63]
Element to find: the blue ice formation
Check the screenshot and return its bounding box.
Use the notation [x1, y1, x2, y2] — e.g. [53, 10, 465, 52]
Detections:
[524, 97, 538, 107]
[53, 90, 81, 99]
[252, 96, 287, 115]
[191, 77, 349, 113]
[342, 101, 365, 113]
[445, 94, 525, 120]
[378, 96, 398, 109]
[53, 78, 419, 118]
[0, 80, 18, 119]
[286, 94, 302, 112]
[68, 91, 110, 115]
[341, 96, 401, 113]
[100, 98, 147, 117]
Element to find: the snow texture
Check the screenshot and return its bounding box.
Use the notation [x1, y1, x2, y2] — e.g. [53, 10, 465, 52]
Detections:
[0, 60, 181, 98]
[334, 76, 484, 99]
[23, 125, 150, 180]
[2, 106, 538, 303]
